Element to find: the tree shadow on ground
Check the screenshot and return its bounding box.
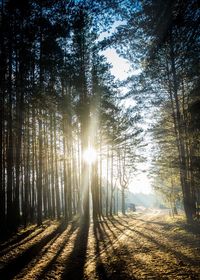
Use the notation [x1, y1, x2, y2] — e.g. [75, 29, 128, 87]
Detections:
[111, 216, 200, 268]
[176, 220, 200, 235]
[0, 224, 41, 251]
[93, 219, 112, 280]
[0, 226, 49, 257]
[61, 215, 90, 280]
[106, 216, 200, 279]
[0, 222, 66, 279]
[98, 215, 171, 279]
[38, 220, 78, 279]
[135, 216, 200, 235]
[93, 217, 138, 280]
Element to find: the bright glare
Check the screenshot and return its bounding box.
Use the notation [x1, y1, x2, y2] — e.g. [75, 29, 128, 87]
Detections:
[83, 147, 97, 165]
[130, 174, 152, 194]
[101, 48, 131, 80]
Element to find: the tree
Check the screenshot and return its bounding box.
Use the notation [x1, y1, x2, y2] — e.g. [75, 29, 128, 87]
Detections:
[112, 0, 200, 221]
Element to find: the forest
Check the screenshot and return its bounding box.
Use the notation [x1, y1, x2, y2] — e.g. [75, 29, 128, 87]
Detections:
[0, 0, 200, 279]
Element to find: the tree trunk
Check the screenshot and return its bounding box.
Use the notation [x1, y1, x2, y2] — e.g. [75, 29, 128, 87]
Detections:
[168, 31, 196, 221]
[37, 111, 43, 226]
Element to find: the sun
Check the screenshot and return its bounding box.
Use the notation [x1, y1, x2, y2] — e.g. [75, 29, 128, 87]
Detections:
[83, 147, 97, 165]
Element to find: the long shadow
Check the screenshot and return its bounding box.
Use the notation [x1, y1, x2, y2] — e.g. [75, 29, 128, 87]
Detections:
[104, 218, 184, 279]
[92, 216, 169, 279]
[38, 221, 78, 279]
[102, 218, 119, 240]
[135, 217, 176, 228]
[61, 215, 90, 280]
[175, 220, 200, 235]
[134, 221, 200, 247]
[0, 226, 47, 257]
[0, 224, 40, 251]
[113, 217, 200, 267]
[93, 219, 111, 280]
[93, 218, 138, 280]
[114, 218, 200, 279]
[105, 217, 152, 254]
[134, 216, 200, 235]
[116, 215, 200, 252]
[0, 222, 66, 279]
[103, 217, 164, 279]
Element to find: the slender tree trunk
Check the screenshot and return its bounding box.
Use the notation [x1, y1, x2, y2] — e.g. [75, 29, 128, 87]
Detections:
[99, 132, 103, 217]
[110, 143, 114, 216]
[7, 42, 14, 230]
[0, 35, 6, 231]
[121, 188, 125, 215]
[54, 114, 61, 219]
[106, 146, 109, 216]
[30, 106, 36, 222]
[37, 110, 43, 226]
[168, 32, 196, 221]
[50, 115, 56, 219]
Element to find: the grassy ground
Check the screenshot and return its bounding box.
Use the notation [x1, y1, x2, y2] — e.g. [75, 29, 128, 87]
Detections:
[0, 210, 199, 280]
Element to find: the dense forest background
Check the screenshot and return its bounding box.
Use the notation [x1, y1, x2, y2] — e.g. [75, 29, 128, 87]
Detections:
[0, 0, 200, 237]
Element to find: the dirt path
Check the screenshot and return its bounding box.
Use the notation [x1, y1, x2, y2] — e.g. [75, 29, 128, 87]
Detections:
[0, 211, 199, 280]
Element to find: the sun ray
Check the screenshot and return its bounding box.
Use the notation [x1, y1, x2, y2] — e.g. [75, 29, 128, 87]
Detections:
[83, 147, 97, 165]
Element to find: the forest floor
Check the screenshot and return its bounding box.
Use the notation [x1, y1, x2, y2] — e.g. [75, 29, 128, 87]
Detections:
[0, 209, 200, 280]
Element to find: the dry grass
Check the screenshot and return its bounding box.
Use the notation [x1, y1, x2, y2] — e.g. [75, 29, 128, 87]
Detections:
[0, 210, 199, 280]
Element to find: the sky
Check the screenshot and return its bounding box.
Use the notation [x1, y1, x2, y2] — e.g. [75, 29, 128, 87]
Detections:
[129, 162, 152, 194]
[102, 48, 131, 80]
[102, 48, 142, 80]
